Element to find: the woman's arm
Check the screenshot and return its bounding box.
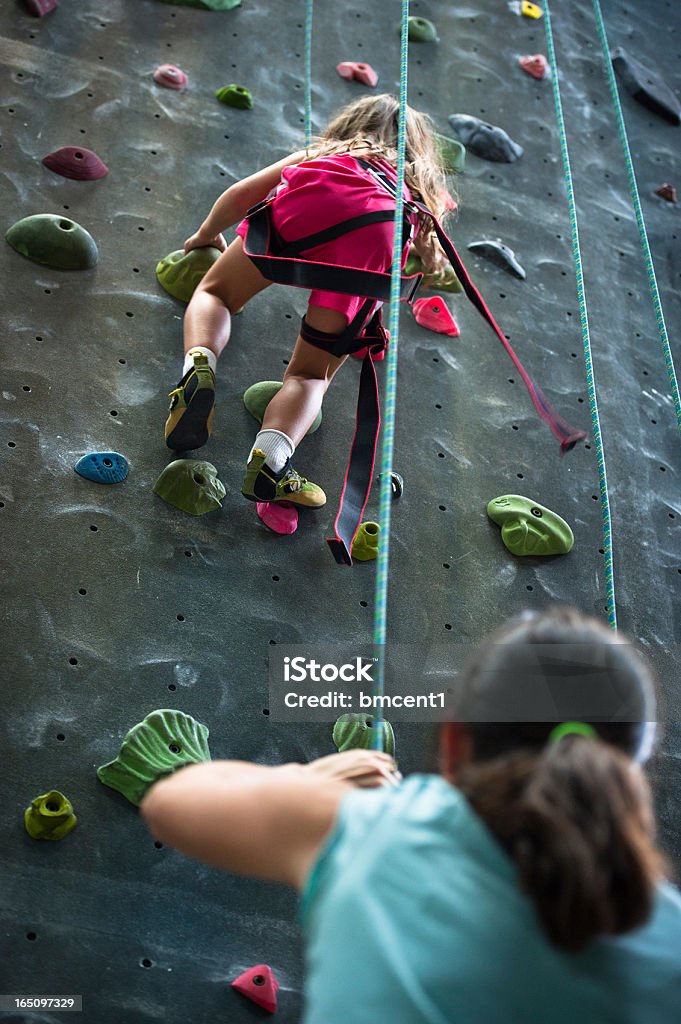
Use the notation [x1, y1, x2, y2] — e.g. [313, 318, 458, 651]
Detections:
[140, 750, 397, 888]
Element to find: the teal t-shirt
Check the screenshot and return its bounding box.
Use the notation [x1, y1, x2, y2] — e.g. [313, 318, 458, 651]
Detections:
[300, 774, 681, 1024]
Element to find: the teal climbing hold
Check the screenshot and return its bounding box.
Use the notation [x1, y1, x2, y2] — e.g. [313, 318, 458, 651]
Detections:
[352, 522, 380, 561]
[216, 84, 253, 109]
[6, 214, 98, 270]
[406, 16, 438, 42]
[156, 247, 222, 303]
[154, 460, 225, 515]
[156, 0, 241, 9]
[333, 713, 395, 756]
[24, 790, 77, 841]
[486, 494, 574, 556]
[434, 132, 466, 174]
[243, 381, 322, 434]
[74, 452, 129, 485]
[97, 709, 211, 806]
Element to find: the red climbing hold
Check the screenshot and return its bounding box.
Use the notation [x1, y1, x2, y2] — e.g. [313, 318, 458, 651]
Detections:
[232, 964, 279, 1014]
[153, 64, 189, 90]
[336, 61, 379, 88]
[655, 183, 677, 203]
[413, 296, 460, 337]
[42, 147, 109, 181]
[23, 0, 58, 15]
[519, 54, 549, 80]
[257, 501, 298, 535]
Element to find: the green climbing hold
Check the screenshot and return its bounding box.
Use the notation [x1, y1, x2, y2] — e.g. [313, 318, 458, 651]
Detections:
[153, 459, 225, 515]
[333, 713, 395, 757]
[406, 16, 438, 42]
[352, 521, 380, 561]
[405, 253, 463, 294]
[24, 790, 77, 841]
[6, 214, 98, 270]
[434, 132, 466, 174]
[156, 0, 241, 9]
[156, 247, 222, 303]
[487, 494, 574, 556]
[97, 709, 211, 807]
[243, 381, 322, 434]
[216, 84, 253, 109]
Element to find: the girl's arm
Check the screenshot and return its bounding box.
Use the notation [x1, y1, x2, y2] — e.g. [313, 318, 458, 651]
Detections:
[140, 750, 397, 887]
[184, 149, 308, 252]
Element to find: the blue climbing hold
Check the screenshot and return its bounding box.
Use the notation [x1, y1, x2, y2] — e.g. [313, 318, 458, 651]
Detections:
[75, 452, 129, 485]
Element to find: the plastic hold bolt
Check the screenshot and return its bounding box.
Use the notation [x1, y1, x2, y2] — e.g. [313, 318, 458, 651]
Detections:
[156, 247, 222, 303]
[521, 1, 543, 18]
[448, 114, 523, 163]
[655, 183, 677, 203]
[434, 132, 466, 174]
[406, 16, 438, 42]
[42, 147, 109, 181]
[24, 0, 58, 15]
[75, 451, 129, 485]
[413, 296, 460, 337]
[243, 381, 322, 434]
[378, 471, 404, 499]
[611, 47, 681, 125]
[257, 501, 298, 535]
[519, 54, 549, 80]
[153, 64, 188, 90]
[486, 494, 574, 556]
[336, 62, 379, 87]
[216, 85, 253, 109]
[97, 709, 211, 806]
[25, 791, 77, 841]
[352, 521, 380, 561]
[6, 214, 98, 270]
[333, 713, 395, 757]
[467, 239, 526, 280]
[154, 460, 225, 516]
[232, 965, 279, 1014]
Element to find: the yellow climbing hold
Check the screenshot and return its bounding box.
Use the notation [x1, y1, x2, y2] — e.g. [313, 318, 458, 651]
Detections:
[521, 1, 543, 19]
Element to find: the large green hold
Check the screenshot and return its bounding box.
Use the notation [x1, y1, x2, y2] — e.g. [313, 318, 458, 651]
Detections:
[156, 247, 222, 303]
[404, 253, 463, 294]
[156, 0, 241, 9]
[216, 84, 253, 109]
[406, 16, 438, 42]
[97, 709, 211, 806]
[154, 459, 225, 515]
[25, 790, 77, 841]
[487, 494, 574, 556]
[243, 381, 322, 434]
[434, 132, 466, 174]
[6, 214, 98, 270]
[333, 713, 395, 757]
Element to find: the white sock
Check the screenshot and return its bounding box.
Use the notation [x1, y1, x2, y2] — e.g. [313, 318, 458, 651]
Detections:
[249, 429, 294, 473]
[183, 346, 217, 377]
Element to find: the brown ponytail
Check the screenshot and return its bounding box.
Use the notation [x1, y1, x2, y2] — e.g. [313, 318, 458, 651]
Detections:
[458, 734, 665, 952]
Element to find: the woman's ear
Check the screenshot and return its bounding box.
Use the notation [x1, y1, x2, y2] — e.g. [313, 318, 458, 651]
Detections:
[440, 722, 473, 782]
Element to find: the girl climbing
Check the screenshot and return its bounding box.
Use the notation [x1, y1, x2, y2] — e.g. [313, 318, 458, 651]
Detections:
[141, 606, 680, 1023]
[163, 93, 449, 517]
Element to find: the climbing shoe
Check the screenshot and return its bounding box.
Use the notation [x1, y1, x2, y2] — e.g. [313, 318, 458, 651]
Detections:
[241, 449, 326, 508]
[165, 352, 215, 451]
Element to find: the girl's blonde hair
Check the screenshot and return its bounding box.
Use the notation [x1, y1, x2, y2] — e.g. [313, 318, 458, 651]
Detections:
[312, 94, 451, 272]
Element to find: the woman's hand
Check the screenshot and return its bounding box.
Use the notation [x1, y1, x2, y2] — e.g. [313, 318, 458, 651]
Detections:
[183, 227, 227, 254]
[306, 750, 401, 788]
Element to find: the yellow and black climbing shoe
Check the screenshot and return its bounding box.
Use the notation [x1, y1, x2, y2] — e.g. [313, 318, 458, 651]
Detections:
[165, 352, 216, 451]
[241, 449, 326, 508]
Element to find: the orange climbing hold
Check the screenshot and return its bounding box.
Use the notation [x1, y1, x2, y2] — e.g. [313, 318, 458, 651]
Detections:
[232, 964, 279, 1014]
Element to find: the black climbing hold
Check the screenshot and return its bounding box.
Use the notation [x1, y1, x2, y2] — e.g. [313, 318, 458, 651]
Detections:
[467, 240, 526, 280]
[378, 471, 404, 498]
[611, 47, 681, 125]
[447, 114, 523, 163]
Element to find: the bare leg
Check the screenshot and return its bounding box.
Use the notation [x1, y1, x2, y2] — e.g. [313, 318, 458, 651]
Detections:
[262, 305, 348, 446]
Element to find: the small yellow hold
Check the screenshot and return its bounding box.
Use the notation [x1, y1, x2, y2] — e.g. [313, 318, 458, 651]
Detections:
[521, 1, 543, 19]
[352, 522, 380, 561]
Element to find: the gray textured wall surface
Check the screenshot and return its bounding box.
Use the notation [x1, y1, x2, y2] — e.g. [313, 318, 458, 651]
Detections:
[1, 0, 679, 1021]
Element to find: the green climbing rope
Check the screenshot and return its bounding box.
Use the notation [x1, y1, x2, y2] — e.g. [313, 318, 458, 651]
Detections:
[543, 0, 617, 629]
[304, 0, 313, 147]
[371, 0, 411, 749]
[591, 0, 681, 439]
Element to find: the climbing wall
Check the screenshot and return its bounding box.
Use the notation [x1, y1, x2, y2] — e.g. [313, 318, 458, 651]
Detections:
[1, 0, 679, 1021]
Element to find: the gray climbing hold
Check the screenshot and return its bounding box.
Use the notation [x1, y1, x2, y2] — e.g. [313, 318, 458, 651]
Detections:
[467, 240, 526, 280]
[611, 47, 681, 126]
[448, 114, 523, 163]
